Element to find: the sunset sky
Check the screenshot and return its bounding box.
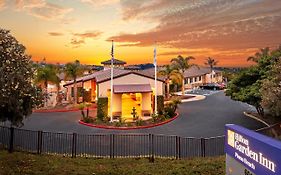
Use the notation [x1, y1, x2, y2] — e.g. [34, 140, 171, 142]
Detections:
[1, 0, 281, 67]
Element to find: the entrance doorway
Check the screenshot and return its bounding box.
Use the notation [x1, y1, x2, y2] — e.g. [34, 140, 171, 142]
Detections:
[121, 93, 142, 121]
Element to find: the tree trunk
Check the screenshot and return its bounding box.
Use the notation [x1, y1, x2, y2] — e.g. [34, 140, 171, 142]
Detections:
[182, 78, 185, 96]
[210, 67, 213, 83]
[256, 106, 264, 117]
[56, 83, 61, 106]
[44, 80, 48, 107]
[74, 79, 77, 104]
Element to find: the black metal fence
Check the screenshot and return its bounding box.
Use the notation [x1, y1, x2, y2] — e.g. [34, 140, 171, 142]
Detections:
[0, 126, 225, 159]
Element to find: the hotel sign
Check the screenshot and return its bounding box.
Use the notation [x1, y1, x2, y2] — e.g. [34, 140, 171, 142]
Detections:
[225, 124, 281, 175]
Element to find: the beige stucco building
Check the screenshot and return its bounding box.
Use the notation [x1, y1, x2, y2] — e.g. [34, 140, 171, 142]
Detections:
[183, 66, 223, 89]
[63, 65, 164, 119]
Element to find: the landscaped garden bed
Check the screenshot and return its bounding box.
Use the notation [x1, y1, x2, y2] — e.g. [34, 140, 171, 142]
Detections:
[79, 97, 181, 129]
[165, 94, 195, 101]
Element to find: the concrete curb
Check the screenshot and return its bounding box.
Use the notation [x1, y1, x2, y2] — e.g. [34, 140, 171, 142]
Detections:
[181, 94, 206, 103]
[243, 112, 270, 127]
[79, 112, 179, 130]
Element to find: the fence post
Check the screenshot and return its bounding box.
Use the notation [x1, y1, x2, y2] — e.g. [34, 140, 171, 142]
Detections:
[149, 134, 154, 162]
[8, 127, 14, 153]
[201, 137, 205, 157]
[176, 136, 181, 159]
[110, 134, 114, 158]
[37, 131, 43, 154]
[72, 133, 77, 158]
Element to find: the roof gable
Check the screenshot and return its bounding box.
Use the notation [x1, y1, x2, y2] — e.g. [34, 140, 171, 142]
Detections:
[63, 68, 164, 87]
[101, 58, 126, 65]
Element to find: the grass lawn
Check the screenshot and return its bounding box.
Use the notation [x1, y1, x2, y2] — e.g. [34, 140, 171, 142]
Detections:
[0, 150, 225, 175]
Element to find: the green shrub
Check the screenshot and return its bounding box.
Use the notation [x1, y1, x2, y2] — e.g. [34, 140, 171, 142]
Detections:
[97, 97, 108, 121]
[157, 95, 164, 114]
[135, 119, 144, 126]
[164, 103, 175, 118]
[82, 116, 94, 123]
[114, 121, 123, 127]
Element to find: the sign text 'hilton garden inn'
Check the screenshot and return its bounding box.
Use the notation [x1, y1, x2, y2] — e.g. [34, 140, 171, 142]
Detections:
[225, 124, 281, 175]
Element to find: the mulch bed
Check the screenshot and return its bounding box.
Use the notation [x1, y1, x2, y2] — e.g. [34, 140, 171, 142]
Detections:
[165, 95, 195, 101]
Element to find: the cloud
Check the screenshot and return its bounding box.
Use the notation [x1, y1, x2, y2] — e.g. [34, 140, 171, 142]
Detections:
[48, 32, 64, 36]
[70, 38, 85, 48]
[80, 0, 119, 7]
[70, 31, 102, 48]
[0, 0, 5, 10]
[14, 0, 73, 21]
[73, 31, 102, 39]
[109, 0, 281, 51]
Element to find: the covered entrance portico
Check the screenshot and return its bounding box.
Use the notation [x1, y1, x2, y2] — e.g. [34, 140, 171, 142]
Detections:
[109, 84, 152, 121]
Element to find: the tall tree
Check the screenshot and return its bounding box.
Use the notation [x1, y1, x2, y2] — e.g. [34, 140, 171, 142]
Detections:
[158, 65, 181, 98]
[247, 47, 270, 62]
[64, 60, 83, 104]
[0, 28, 44, 126]
[261, 59, 281, 118]
[204, 57, 218, 83]
[226, 46, 279, 117]
[171, 55, 195, 96]
[35, 65, 59, 106]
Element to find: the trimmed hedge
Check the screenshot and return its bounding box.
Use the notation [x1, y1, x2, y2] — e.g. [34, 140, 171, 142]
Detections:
[157, 95, 164, 114]
[97, 97, 108, 121]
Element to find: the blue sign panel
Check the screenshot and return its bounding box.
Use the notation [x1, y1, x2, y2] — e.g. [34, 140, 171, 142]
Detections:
[225, 124, 281, 175]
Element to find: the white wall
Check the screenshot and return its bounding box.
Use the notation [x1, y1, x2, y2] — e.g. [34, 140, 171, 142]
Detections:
[112, 93, 122, 112]
[142, 92, 151, 111]
[98, 73, 163, 97]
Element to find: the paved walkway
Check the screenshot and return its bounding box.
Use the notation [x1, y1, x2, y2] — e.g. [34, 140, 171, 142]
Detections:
[7, 91, 264, 138]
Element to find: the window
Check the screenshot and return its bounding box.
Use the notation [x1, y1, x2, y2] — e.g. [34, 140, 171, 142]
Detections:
[71, 87, 74, 97]
[190, 78, 193, 83]
[199, 76, 202, 81]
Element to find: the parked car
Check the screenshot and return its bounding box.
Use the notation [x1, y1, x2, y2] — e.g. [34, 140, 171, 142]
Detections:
[200, 83, 225, 90]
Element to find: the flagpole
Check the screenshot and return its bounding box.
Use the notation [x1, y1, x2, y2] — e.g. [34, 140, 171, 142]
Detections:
[154, 43, 157, 115]
[110, 40, 114, 122]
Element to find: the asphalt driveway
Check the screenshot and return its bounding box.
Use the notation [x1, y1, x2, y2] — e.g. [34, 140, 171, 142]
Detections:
[11, 91, 264, 138]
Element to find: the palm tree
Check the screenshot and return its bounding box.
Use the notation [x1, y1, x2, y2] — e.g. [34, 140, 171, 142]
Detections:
[35, 65, 59, 107]
[158, 65, 181, 98]
[247, 47, 270, 62]
[171, 55, 195, 96]
[204, 57, 218, 83]
[64, 60, 84, 104]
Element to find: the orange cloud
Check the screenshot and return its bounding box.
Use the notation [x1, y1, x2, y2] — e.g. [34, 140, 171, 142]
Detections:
[48, 32, 64, 36]
[108, 0, 281, 66]
[73, 31, 102, 39]
[15, 0, 73, 21]
[69, 31, 102, 48]
[0, 0, 5, 10]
